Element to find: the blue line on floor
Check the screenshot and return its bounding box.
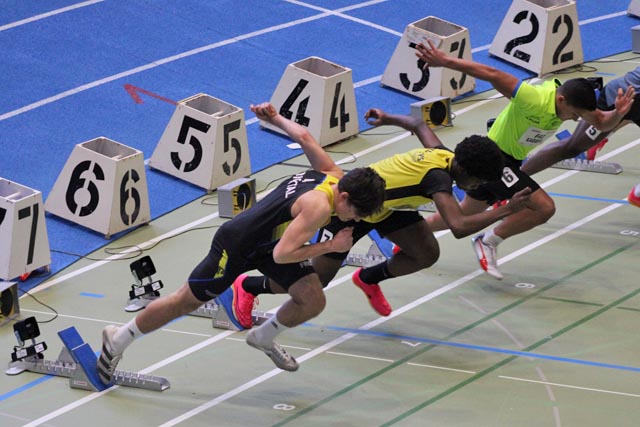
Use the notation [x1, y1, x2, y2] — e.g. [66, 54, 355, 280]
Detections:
[79, 292, 104, 298]
[304, 323, 640, 373]
[547, 192, 629, 204]
[0, 375, 53, 402]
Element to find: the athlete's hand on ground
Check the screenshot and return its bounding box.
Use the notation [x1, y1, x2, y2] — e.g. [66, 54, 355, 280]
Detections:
[331, 227, 354, 253]
[506, 187, 533, 212]
[250, 102, 277, 121]
[364, 108, 388, 127]
[614, 85, 635, 117]
[415, 40, 447, 69]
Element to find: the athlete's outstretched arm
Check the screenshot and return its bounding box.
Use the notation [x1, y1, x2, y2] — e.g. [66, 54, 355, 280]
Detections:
[431, 187, 532, 238]
[579, 86, 635, 131]
[415, 40, 519, 99]
[365, 108, 442, 148]
[251, 102, 343, 178]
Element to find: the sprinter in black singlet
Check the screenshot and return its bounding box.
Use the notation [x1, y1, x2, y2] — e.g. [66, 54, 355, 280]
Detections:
[97, 102, 385, 382]
[233, 108, 532, 318]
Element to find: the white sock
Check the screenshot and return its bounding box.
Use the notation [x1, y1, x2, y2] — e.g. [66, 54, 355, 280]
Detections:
[483, 228, 504, 247]
[251, 313, 289, 345]
[634, 184, 640, 198]
[112, 318, 144, 352]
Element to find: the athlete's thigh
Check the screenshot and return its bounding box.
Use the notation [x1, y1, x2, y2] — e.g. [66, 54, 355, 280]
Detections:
[384, 218, 437, 257]
[188, 238, 248, 301]
[311, 255, 344, 287]
[256, 256, 315, 291]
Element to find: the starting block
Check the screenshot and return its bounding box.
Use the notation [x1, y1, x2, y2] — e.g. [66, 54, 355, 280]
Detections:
[189, 291, 272, 332]
[124, 256, 164, 312]
[551, 158, 623, 174]
[345, 230, 394, 268]
[547, 129, 623, 174]
[120, 256, 271, 331]
[6, 324, 169, 392]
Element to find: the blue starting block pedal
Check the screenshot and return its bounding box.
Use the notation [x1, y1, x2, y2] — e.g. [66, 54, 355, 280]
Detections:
[58, 326, 108, 391]
[345, 230, 394, 268]
[189, 292, 272, 331]
[6, 326, 169, 392]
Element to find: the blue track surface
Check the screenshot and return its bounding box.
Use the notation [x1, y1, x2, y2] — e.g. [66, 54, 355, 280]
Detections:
[1, 0, 637, 289]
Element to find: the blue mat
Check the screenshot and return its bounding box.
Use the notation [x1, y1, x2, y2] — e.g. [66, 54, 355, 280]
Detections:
[1, 0, 637, 291]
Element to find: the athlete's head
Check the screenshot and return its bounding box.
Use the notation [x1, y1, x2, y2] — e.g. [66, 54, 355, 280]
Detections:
[556, 78, 597, 121]
[453, 135, 504, 190]
[337, 167, 386, 220]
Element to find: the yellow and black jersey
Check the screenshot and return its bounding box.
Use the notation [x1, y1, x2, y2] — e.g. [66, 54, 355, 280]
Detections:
[366, 147, 454, 223]
[218, 169, 337, 255]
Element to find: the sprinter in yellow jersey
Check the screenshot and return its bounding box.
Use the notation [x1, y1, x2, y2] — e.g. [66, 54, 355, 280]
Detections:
[230, 108, 532, 319]
[97, 102, 385, 380]
[415, 40, 634, 280]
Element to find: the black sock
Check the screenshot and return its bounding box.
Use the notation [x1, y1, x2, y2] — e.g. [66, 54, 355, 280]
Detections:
[242, 276, 273, 296]
[359, 261, 393, 285]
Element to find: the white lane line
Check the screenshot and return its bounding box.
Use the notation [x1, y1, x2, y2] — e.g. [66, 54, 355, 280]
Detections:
[458, 295, 561, 426]
[19, 185, 631, 427]
[499, 375, 640, 398]
[1, 5, 627, 122]
[1, 12, 333, 122]
[23, 132, 410, 297]
[20, 308, 215, 337]
[326, 351, 394, 363]
[0, 0, 380, 123]
[579, 11, 627, 25]
[406, 363, 476, 374]
[0, 0, 104, 32]
[286, 0, 401, 37]
[155, 200, 627, 427]
[24, 210, 221, 295]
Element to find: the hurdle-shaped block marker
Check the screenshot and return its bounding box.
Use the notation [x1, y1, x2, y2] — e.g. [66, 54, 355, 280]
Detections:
[45, 137, 151, 239]
[0, 178, 51, 280]
[262, 56, 359, 147]
[149, 94, 251, 192]
[629, 0, 640, 17]
[489, 0, 583, 76]
[382, 16, 476, 100]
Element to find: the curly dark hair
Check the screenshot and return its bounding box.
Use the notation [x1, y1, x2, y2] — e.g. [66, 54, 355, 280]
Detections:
[454, 135, 504, 182]
[558, 78, 597, 111]
[338, 167, 386, 217]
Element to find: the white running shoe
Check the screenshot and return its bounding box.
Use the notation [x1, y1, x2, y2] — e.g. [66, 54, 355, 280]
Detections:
[471, 234, 503, 280]
[97, 325, 123, 385]
[246, 329, 299, 372]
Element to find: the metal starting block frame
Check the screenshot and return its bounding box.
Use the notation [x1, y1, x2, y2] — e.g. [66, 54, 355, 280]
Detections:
[124, 280, 163, 312]
[345, 230, 394, 268]
[189, 301, 272, 331]
[551, 158, 623, 174]
[6, 326, 169, 392]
